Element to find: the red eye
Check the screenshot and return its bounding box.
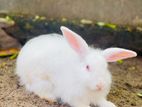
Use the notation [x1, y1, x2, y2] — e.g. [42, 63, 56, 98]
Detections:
[86, 65, 90, 71]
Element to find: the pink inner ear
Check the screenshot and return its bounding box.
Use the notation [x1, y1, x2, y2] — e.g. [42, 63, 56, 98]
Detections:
[106, 51, 137, 62]
[61, 26, 89, 57]
[63, 30, 81, 54]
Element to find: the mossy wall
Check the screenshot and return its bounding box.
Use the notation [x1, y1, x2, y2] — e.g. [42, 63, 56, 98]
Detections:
[0, 0, 142, 26]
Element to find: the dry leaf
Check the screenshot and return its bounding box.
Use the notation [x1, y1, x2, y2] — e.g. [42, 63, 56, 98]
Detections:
[0, 48, 19, 57]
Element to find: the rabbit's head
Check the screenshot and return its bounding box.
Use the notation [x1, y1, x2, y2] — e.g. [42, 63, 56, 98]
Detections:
[61, 26, 137, 93]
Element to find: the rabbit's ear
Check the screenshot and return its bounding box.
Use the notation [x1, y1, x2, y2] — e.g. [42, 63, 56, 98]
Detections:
[103, 48, 137, 62]
[61, 26, 89, 57]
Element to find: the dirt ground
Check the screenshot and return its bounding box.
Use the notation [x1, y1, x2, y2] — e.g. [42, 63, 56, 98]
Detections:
[0, 57, 142, 107]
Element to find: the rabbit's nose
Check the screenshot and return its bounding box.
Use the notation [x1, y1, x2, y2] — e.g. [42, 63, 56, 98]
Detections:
[96, 82, 104, 91]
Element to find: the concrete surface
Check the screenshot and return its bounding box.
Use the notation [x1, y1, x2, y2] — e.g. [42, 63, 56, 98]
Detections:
[0, 0, 142, 26]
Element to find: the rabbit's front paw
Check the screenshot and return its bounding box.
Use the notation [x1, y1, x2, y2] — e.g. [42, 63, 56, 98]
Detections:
[77, 105, 90, 107]
[99, 101, 116, 107]
[72, 103, 90, 107]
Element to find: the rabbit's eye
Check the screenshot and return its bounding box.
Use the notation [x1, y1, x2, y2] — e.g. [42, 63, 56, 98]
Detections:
[86, 65, 90, 71]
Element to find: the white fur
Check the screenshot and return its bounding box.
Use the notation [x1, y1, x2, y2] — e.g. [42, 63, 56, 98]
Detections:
[16, 32, 117, 107]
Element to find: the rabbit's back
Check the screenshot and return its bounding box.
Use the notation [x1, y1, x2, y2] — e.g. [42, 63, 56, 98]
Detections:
[16, 33, 79, 86]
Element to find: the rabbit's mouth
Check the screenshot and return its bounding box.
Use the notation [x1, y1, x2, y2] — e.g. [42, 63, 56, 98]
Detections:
[87, 81, 110, 94]
[95, 83, 104, 91]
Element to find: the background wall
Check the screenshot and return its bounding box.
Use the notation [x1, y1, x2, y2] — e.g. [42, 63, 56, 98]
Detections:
[0, 0, 142, 26]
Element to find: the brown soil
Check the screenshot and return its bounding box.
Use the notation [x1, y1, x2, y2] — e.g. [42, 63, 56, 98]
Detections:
[0, 57, 142, 107]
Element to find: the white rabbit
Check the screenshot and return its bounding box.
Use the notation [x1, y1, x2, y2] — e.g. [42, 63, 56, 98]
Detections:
[16, 26, 137, 107]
